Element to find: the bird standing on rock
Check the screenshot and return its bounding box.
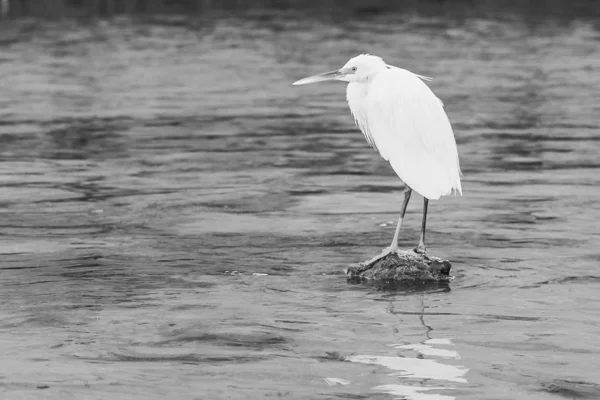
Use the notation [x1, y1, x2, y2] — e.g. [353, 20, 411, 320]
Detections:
[293, 54, 462, 264]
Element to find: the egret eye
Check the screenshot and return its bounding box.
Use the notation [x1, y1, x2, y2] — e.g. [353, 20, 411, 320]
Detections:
[351, 66, 357, 72]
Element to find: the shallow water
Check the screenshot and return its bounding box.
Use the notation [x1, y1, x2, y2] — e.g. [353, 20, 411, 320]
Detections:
[1, 13, 600, 400]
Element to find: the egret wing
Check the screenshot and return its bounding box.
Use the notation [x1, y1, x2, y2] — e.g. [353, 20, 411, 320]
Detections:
[364, 68, 462, 200]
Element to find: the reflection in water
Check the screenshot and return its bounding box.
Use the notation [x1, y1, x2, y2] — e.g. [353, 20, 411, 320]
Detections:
[348, 338, 468, 399]
[348, 350, 468, 381]
[392, 340, 461, 359]
[375, 385, 453, 400]
[323, 377, 351, 386]
[346, 296, 469, 400]
[348, 298, 468, 399]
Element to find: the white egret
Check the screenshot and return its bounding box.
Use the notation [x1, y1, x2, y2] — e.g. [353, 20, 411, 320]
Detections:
[293, 54, 462, 263]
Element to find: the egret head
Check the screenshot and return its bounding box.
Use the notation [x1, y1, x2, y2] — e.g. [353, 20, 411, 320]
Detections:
[293, 54, 388, 86]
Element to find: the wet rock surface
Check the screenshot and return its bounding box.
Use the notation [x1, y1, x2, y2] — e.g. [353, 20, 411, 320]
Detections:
[345, 250, 452, 282]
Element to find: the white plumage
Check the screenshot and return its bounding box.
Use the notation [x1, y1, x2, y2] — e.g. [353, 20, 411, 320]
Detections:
[346, 62, 462, 200]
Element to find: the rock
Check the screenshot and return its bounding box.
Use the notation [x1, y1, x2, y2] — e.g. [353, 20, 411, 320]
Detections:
[345, 250, 452, 283]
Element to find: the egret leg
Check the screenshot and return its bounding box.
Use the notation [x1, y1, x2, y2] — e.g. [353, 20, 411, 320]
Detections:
[364, 186, 412, 265]
[389, 187, 412, 251]
[414, 198, 429, 254]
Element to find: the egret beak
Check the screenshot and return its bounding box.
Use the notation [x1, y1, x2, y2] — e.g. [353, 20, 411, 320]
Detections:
[293, 69, 346, 86]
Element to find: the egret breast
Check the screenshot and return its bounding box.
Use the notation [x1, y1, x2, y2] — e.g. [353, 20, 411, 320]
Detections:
[346, 82, 380, 152]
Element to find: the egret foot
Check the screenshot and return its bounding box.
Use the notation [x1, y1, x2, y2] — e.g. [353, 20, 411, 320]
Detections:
[413, 245, 427, 256]
[365, 245, 399, 266]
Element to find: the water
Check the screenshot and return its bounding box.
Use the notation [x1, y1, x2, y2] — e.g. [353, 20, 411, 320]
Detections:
[1, 13, 599, 400]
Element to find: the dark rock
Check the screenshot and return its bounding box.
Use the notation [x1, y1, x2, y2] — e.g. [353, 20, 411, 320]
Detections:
[345, 250, 452, 283]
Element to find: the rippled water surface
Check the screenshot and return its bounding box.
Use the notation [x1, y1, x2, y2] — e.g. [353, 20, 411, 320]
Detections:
[1, 13, 600, 400]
